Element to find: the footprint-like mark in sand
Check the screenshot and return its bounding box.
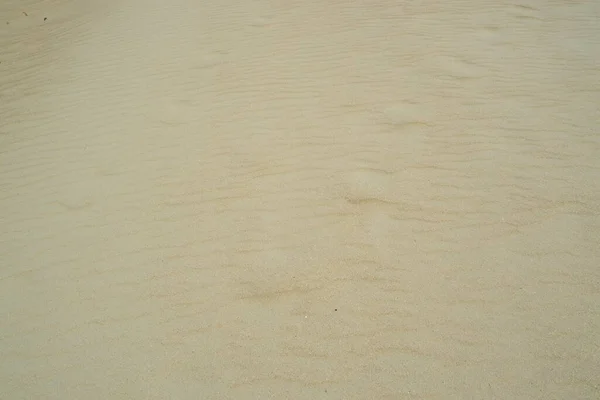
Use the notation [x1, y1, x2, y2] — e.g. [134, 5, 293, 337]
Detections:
[340, 167, 420, 255]
[381, 101, 433, 128]
[342, 168, 395, 207]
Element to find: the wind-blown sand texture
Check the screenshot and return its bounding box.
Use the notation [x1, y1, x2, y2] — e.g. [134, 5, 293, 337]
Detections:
[1, 0, 599, 399]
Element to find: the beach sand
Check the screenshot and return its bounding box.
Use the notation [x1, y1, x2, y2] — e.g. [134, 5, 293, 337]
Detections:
[1, 1, 599, 398]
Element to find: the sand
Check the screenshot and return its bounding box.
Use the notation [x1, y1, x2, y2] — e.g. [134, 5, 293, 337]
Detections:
[1, 0, 599, 399]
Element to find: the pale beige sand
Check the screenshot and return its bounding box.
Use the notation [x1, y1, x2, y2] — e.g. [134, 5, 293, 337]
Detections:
[1, 0, 599, 399]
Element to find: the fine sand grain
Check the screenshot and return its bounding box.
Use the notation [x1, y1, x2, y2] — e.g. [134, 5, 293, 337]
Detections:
[1, 1, 599, 399]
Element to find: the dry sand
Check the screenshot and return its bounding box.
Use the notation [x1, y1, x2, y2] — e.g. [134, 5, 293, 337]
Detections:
[1, 0, 599, 399]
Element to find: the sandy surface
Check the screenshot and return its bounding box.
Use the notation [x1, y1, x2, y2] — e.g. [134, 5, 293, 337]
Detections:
[1, 1, 599, 399]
